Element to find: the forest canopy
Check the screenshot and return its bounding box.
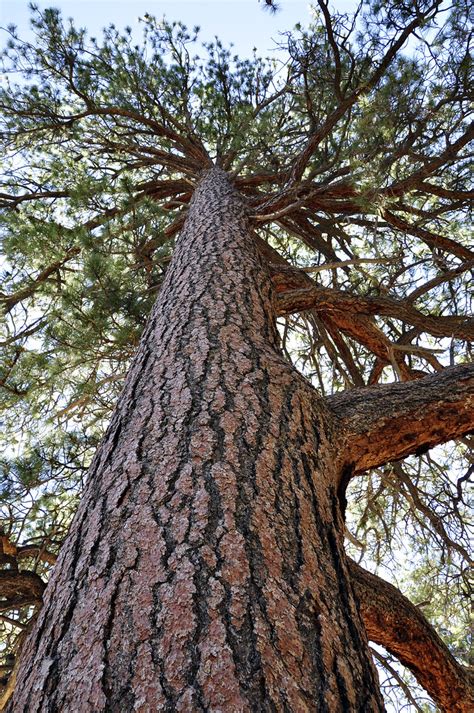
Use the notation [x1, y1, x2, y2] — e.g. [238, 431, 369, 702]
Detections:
[0, 1, 472, 709]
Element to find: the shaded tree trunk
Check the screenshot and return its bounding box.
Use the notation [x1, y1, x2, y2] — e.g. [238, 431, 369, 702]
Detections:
[8, 168, 384, 712]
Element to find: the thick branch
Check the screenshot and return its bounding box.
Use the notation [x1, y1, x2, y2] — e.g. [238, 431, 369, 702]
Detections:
[329, 364, 474, 473]
[0, 570, 45, 612]
[349, 559, 474, 713]
[1, 532, 57, 566]
[15, 546, 57, 566]
[417, 181, 474, 202]
[276, 283, 474, 341]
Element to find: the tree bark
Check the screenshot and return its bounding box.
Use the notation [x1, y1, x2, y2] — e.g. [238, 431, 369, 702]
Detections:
[329, 365, 474, 474]
[349, 560, 474, 713]
[0, 570, 45, 611]
[276, 284, 474, 342]
[7, 168, 384, 711]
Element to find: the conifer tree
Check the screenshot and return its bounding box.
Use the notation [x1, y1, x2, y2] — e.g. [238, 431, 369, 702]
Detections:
[1, 1, 473, 709]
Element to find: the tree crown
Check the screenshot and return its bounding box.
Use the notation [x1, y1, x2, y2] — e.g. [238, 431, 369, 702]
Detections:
[1, 1, 472, 707]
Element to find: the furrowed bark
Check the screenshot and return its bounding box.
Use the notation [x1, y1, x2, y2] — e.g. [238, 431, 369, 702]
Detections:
[8, 168, 384, 712]
[329, 364, 474, 474]
[349, 560, 474, 713]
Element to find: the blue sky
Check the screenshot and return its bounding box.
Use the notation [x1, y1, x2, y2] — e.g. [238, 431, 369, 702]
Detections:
[1, 1, 358, 57]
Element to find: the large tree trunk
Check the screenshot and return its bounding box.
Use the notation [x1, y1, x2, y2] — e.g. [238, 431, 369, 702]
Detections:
[8, 168, 384, 712]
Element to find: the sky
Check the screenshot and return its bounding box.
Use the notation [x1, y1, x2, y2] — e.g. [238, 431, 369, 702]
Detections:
[0, 0, 358, 57]
[0, 5, 443, 708]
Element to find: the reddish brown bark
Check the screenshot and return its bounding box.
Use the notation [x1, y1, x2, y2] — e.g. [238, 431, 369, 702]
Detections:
[0, 570, 45, 612]
[329, 365, 474, 474]
[7, 168, 383, 711]
[350, 560, 474, 713]
[276, 284, 474, 342]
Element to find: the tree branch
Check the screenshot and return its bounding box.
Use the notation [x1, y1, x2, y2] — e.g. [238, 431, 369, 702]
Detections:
[388, 462, 471, 563]
[263, 237, 413, 378]
[316, 0, 342, 100]
[370, 647, 427, 713]
[285, 5, 441, 185]
[1, 247, 80, 314]
[0, 570, 45, 612]
[382, 209, 474, 261]
[349, 559, 474, 713]
[329, 364, 474, 474]
[276, 283, 474, 341]
[383, 122, 474, 199]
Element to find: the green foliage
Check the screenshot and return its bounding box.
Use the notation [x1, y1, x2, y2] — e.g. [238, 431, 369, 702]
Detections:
[0, 1, 472, 708]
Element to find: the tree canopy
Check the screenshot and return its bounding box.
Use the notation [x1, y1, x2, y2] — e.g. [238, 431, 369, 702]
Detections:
[0, 1, 472, 709]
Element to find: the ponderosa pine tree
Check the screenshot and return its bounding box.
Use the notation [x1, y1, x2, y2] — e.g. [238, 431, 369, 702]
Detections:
[0, 1, 473, 710]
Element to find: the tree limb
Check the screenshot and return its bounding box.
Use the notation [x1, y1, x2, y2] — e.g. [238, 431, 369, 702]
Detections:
[388, 462, 471, 563]
[383, 122, 474, 199]
[0, 570, 45, 612]
[262, 237, 413, 378]
[369, 647, 427, 713]
[1, 247, 80, 314]
[382, 209, 474, 261]
[285, 5, 441, 185]
[407, 260, 474, 304]
[329, 364, 474, 474]
[349, 559, 474, 713]
[276, 283, 474, 341]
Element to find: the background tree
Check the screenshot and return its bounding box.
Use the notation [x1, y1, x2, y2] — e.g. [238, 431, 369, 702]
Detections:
[0, 0, 472, 709]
